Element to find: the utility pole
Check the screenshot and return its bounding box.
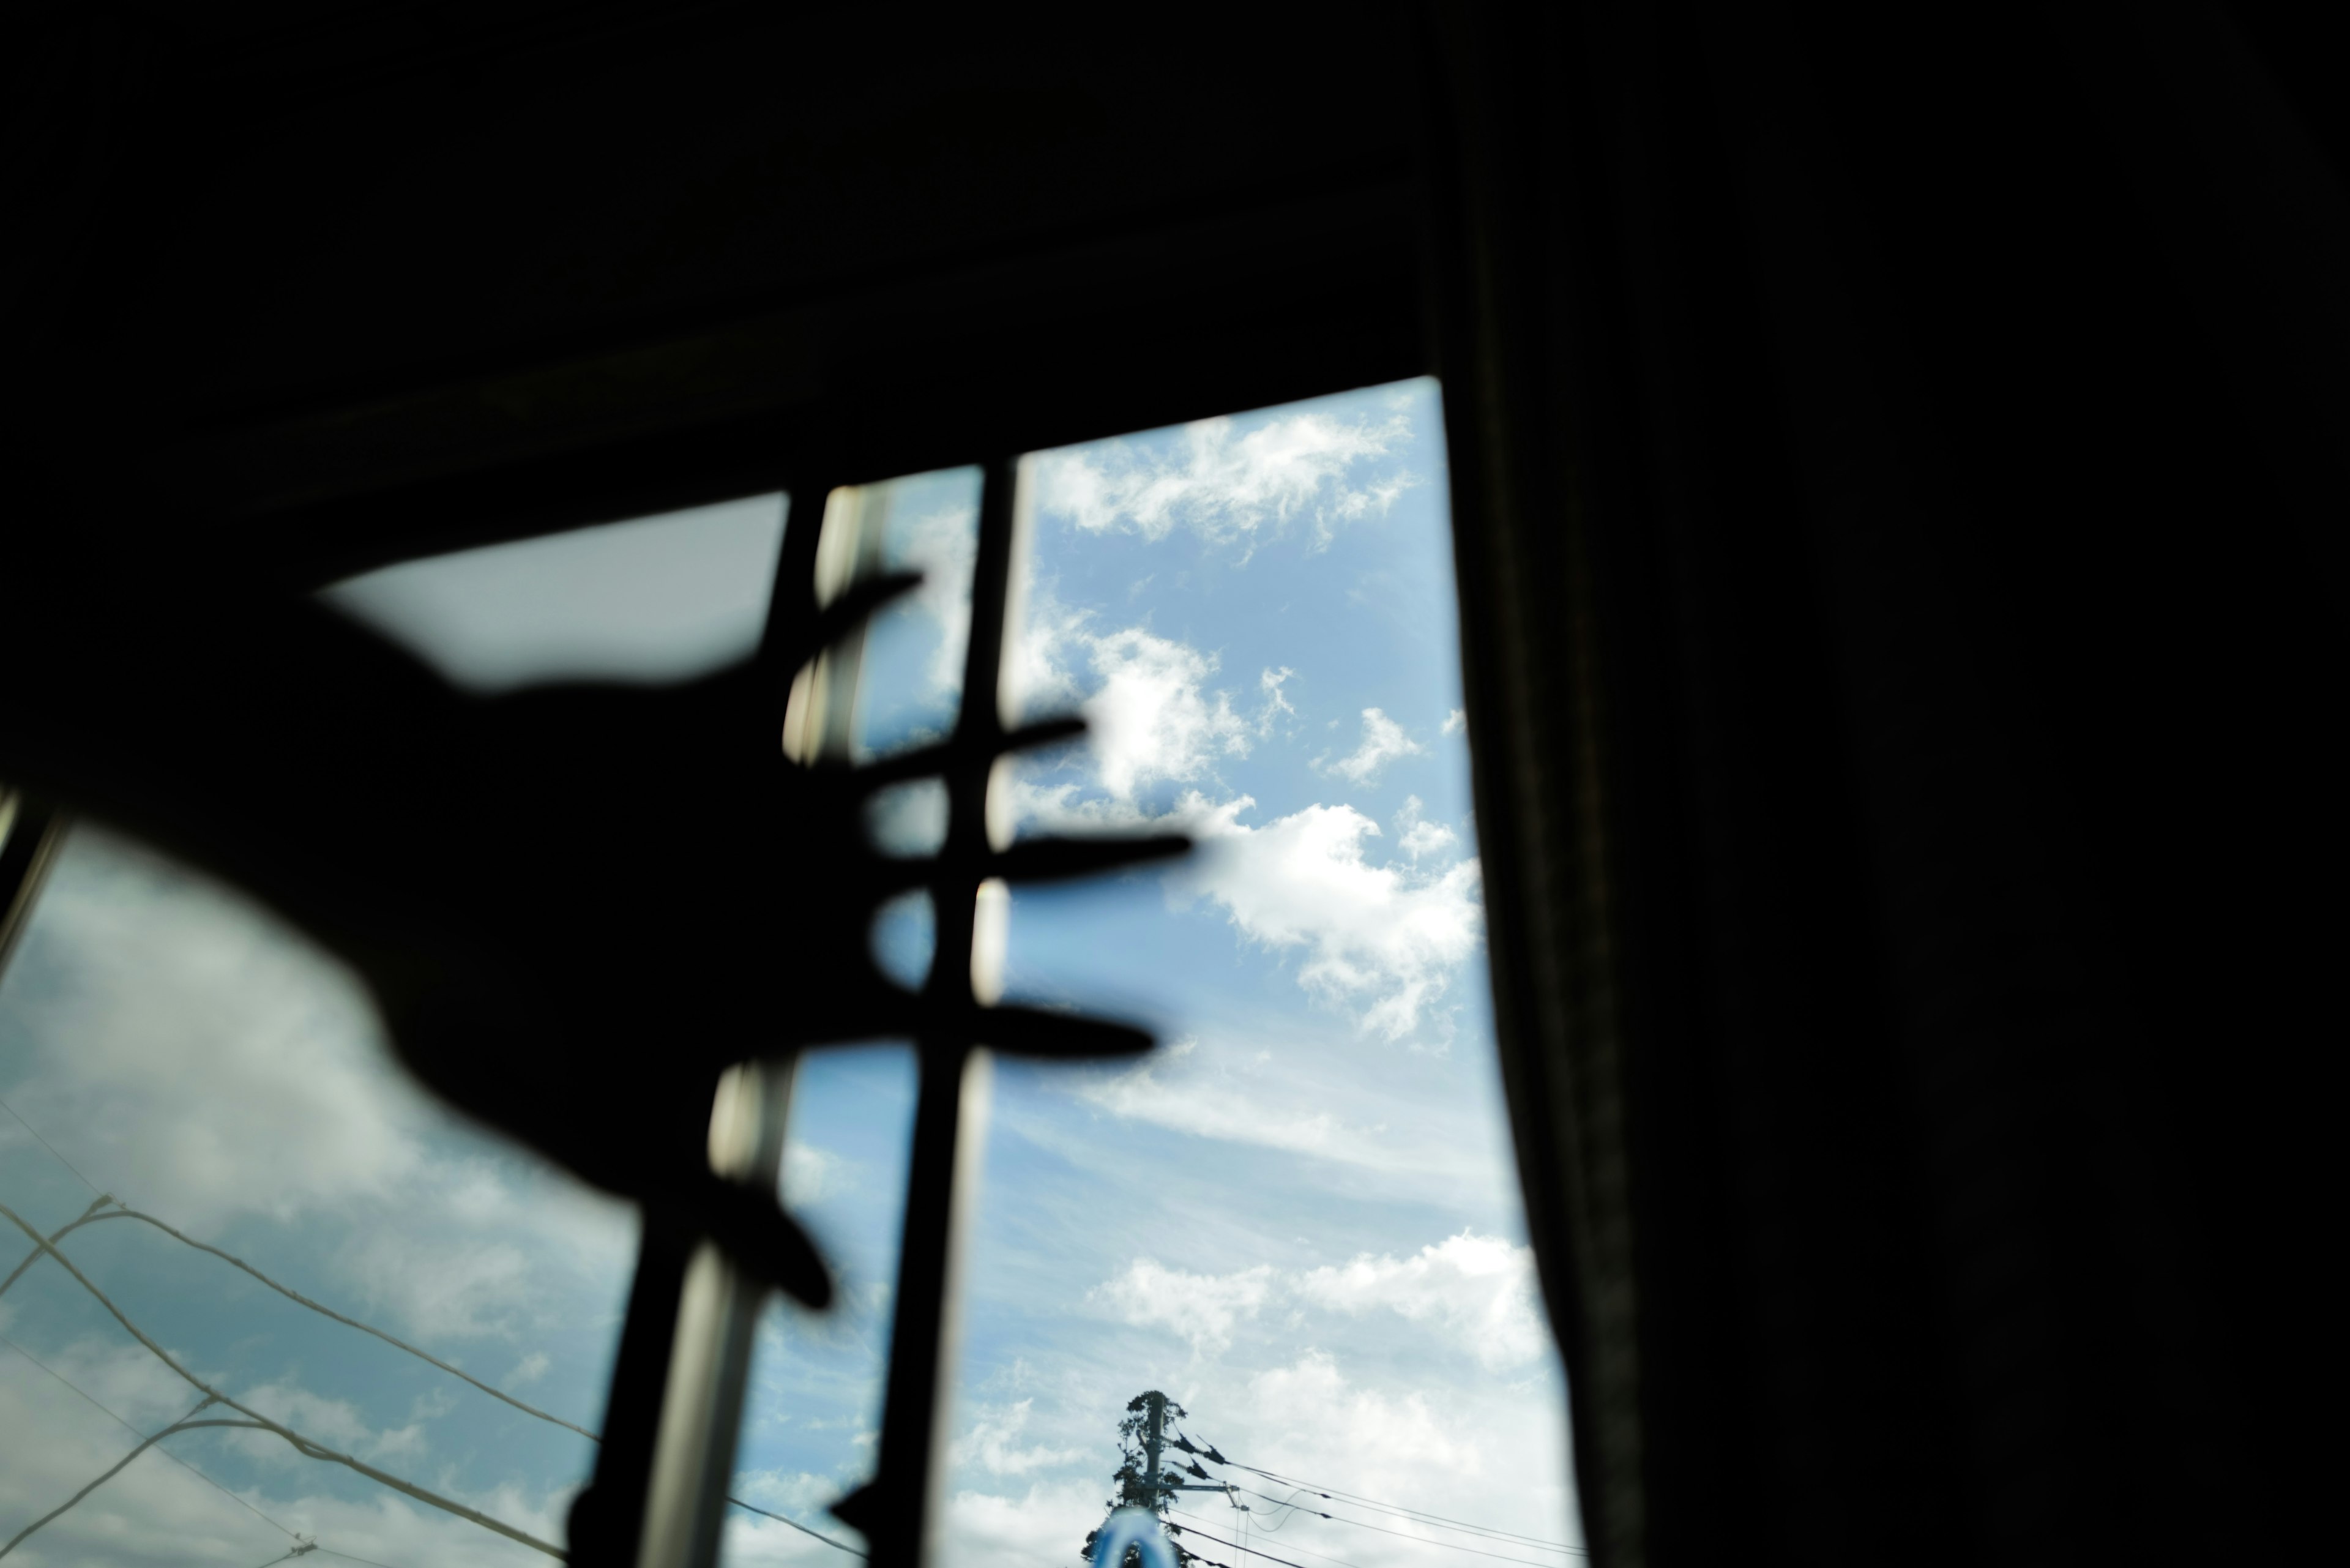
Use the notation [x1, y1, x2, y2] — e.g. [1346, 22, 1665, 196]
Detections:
[1142, 1392, 1166, 1510]
[1085, 1391, 1228, 1566]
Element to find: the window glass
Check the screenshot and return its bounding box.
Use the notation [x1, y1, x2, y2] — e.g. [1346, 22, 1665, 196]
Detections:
[1, 490, 818, 1568]
[952, 379, 1583, 1568]
[0, 824, 634, 1568]
[321, 493, 788, 692]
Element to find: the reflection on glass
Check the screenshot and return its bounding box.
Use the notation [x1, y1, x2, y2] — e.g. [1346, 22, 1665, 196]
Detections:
[321, 493, 788, 692]
[0, 826, 636, 1568]
[958, 379, 1583, 1568]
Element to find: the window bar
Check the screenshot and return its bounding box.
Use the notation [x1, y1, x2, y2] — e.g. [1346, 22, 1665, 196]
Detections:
[573, 476, 838, 1568]
[834, 454, 1024, 1568]
[0, 785, 65, 980]
[587, 458, 1176, 1568]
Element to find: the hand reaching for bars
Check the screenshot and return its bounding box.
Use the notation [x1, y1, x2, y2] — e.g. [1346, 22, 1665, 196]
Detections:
[0, 569, 1185, 1311]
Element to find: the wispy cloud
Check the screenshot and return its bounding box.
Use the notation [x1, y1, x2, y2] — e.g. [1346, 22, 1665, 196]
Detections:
[1092, 1260, 1278, 1356]
[1292, 1232, 1550, 1373]
[1394, 795, 1459, 862]
[1316, 707, 1423, 786]
[1094, 1233, 1545, 1372]
[951, 1398, 1089, 1477]
[1034, 406, 1416, 553]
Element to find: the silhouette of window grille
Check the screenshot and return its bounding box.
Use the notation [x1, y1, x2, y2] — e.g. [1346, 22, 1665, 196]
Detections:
[580, 455, 1157, 1568]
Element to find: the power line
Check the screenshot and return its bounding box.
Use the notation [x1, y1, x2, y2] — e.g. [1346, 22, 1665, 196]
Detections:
[1225, 1488, 1577, 1568]
[1163, 1515, 1327, 1568]
[7, 1180, 855, 1561]
[0, 1094, 100, 1199]
[0, 1329, 303, 1542]
[2, 1193, 116, 1299]
[0, 1408, 302, 1561]
[0, 1200, 597, 1439]
[1173, 1508, 1370, 1568]
[2, 1394, 220, 1559]
[8, 1192, 856, 1562]
[1232, 1483, 1583, 1556]
[315, 1550, 405, 1568]
[723, 1496, 868, 1558]
[1, 1200, 563, 1559]
[1215, 1460, 1584, 1556]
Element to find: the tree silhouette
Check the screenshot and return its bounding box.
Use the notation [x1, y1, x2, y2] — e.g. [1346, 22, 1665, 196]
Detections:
[1079, 1391, 1194, 1568]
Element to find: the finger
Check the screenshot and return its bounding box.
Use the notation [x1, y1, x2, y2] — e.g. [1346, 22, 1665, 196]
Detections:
[982, 833, 1192, 884]
[966, 1004, 1155, 1058]
[660, 1173, 834, 1309]
[780, 572, 925, 668]
[837, 715, 1090, 792]
[863, 831, 1192, 895]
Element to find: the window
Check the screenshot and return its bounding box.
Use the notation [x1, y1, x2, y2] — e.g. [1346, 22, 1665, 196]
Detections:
[1, 386, 1579, 1568]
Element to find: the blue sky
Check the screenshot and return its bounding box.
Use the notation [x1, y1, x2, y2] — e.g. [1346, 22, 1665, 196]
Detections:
[0, 379, 1579, 1568]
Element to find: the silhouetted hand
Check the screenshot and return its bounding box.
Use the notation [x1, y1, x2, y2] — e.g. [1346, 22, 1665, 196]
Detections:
[1, 569, 1183, 1309]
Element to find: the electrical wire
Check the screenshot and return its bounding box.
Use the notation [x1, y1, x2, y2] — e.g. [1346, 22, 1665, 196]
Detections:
[1210, 1457, 1586, 1556]
[723, 1496, 868, 1558]
[0, 1199, 597, 1438]
[1228, 1485, 1317, 1533]
[0, 1094, 101, 1199]
[1, 1200, 562, 1559]
[1170, 1514, 1381, 1568]
[0, 1329, 304, 1542]
[4, 1163, 853, 1559]
[1165, 1514, 1340, 1568]
[1224, 1488, 1578, 1568]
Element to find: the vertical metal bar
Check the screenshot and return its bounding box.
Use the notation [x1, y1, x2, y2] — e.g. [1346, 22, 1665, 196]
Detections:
[0, 786, 66, 983]
[578, 485, 831, 1568]
[844, 457, 1023, 1568]
[635, 1060, 796, 1568]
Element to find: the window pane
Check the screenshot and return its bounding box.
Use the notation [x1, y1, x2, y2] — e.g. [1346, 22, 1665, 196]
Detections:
[954, 380, 1583, 1568]
[322, 493, 788, 693]
[0, 824, 635, 1568]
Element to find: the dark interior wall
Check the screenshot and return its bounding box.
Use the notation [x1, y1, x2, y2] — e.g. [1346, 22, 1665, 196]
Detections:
[10, 2, 1426, 580]
[1427, 4, 2340, 1566]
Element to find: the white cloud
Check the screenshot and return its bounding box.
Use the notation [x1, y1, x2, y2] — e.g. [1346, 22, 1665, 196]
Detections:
[1258, 666, 1297, 733]
[1075, 1039, 1397, 1171]
[1316, 707, 1423, 786]
[998, 614, 1481, 1039]
[1393, 796, 1459, 862]
[951, 1398, 1089, 1477]
[889, 502, 980, 694]
[1092, 1260, 1275, 1355]
[1083, 629, 1253, 802]
[944, 1477, 1110, 1568]
[783, 1141, 841, 1203]
[1292, 1233, 1549, 1372]
[1180, 797, 1482, 1040]
[1442, 707, 1466, 737]
[1093, 1235, 1543, 1375]
[1035, 408, 1417, 553]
